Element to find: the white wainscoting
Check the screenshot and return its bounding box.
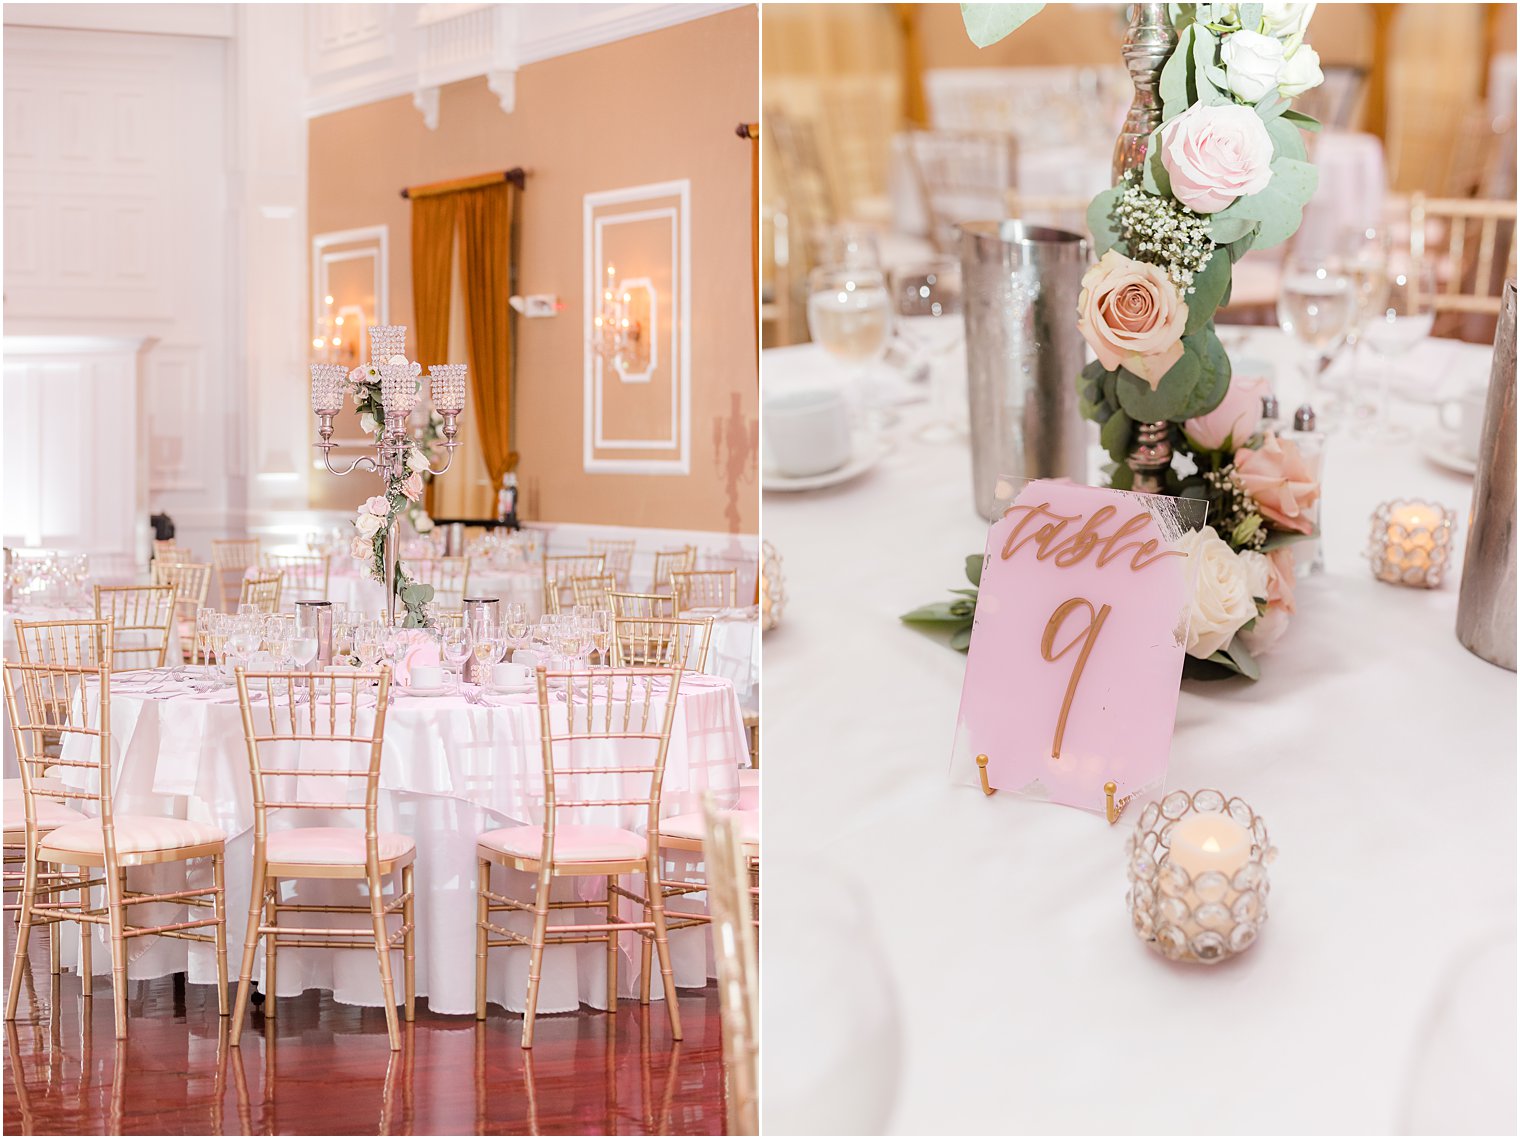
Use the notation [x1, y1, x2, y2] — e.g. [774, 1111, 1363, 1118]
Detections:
[2, 336, 153, 561]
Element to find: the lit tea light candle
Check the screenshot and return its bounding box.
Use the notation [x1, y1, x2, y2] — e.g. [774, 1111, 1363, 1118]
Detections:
[1368, 499, 1456, 588]
[1167, 811, 1252, 879]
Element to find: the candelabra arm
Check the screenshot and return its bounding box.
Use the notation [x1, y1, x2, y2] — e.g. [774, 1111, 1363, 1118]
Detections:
[322, 452, 381, 477]
[419, 450, 456, 478]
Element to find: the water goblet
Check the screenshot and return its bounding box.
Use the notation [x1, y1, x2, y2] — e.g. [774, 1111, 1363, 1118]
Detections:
[807, 264, 893, 425]
[1278, 255, 1355, 427]
[442, 625, 472, 690]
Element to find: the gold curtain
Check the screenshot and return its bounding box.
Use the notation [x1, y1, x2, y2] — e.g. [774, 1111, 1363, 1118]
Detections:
[895, 4, 928, 127]
[410, 193, 459, 377]
[458, 181, 519, 483]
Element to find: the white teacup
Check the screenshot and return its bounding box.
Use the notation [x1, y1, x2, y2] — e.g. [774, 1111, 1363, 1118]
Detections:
[764, 387, 852, 477]
[492, 662, 532, 688]
[1440, 387, 1487, 458]
[409, 665, 442, 689]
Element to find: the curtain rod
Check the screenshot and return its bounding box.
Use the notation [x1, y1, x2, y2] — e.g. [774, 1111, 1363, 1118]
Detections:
[735, 122, 757, 139]
[400, 168, 527, 200]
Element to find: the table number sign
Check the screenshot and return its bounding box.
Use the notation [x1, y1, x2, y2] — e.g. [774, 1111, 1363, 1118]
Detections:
[950, 478, 1205, 816]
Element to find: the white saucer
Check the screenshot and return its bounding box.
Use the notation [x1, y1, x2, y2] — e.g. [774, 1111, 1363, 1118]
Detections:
[486, 682, 535, 695]
[1423, 433, 1478, 477]
[400, 684, 449, 698]
[762, 434, 887, 492]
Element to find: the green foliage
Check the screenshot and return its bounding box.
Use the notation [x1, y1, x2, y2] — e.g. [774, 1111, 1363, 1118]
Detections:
[960, 3, 1044, 47]
[1183, 251, 1232, 335]
[1087, 185, 1125, 257]
[900, 552, 987, 652]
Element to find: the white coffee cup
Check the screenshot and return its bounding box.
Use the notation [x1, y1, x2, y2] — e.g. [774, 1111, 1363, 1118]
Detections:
[764, 387, 852, 477]
[1440, 387, 1487, 458]
[492, 662, 531, 687]
[410, 665, 442, 689]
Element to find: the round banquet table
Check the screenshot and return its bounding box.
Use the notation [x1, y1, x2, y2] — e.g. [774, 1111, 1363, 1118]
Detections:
[761, 329, 1515, 1134]
[271, 563, 544, 620]
[681, 608, 761, 715]
[53, 670, 748, 1016]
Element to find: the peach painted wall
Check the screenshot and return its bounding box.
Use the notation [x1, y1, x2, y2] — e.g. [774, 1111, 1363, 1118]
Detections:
[307, 6, 759, 534]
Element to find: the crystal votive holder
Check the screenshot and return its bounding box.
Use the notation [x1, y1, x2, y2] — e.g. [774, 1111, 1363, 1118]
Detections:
[1126, 789, 1276, 965]
[1366, 499, 1457, 588]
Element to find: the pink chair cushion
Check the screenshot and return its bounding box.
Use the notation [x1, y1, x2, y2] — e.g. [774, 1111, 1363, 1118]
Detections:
[479, 824, 645, 862]
[39, 816, 224, 857]
[265, 827, 415, 866]
[736, 769, 759, 812]
[658, 808, 758, 847]
[3, 793, 90, 833]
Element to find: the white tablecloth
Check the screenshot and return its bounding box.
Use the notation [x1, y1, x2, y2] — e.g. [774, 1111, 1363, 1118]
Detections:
[275, 565, 543, 621]
[682, 609, 761, 716]
[54, 672, 748, 1017]
[761, 330, 1515, 1133]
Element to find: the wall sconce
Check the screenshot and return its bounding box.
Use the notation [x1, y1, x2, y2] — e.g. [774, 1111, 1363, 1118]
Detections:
[590, 263, 654, 380]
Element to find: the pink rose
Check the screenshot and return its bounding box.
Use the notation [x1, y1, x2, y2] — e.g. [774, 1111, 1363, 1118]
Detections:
[1234, 433, 1320, 534]
[1160, 103, 1275, 214]
[1184, 373, 1271, 451]
[1240, 548, 1297, 655]
[350, 536, 372, 561]
[1076, 250, 1188, 388]
[364, 495, 389, 516]
[401, 472, 424, 502]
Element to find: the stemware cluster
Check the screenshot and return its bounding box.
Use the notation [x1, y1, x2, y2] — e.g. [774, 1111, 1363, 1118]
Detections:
[5, 553, 90, 607]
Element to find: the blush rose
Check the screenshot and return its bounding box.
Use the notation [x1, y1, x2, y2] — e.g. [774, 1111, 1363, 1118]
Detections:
[1160, 103, 1275, 214]
[1076, 250, 1189, 388]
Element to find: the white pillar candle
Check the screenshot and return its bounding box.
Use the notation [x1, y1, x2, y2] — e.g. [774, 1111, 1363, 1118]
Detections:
[1167, 812, 1252, 880]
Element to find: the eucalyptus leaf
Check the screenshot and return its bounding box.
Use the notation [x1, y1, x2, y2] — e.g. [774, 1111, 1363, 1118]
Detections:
[1211, 638, 1260, 680]
[1184, 325, 1232, 418]
[1107, 461, 1136, 491]
[1209, 214, 1257, 244]
[965, 554, 985, 587]
[1141, 126, 1172, 197]
[900, 601, 967, 625]
[949, 625, 975, 652]
[1183, 251, 1231, 335]
[1263, 112, 1308, 162]
[1159, 24, 1196, 120]
[1281, 108, 1323, 132]
[1192, 24, 1229, 106]
[1225, 230, 1257, 262]
[1100, 406, 1135, 460]
[1115, 355, 1196, 423]
[1261, 527, 1318, 551]
[1252, 89, 1286, 121]
[960, 3, 1045, 47]
[1086, 185, 1124, 256]
[1238, 2, 1263, 28]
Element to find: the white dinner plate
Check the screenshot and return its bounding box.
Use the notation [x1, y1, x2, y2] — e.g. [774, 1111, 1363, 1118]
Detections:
[399, 685, 449, 698]
[762, 433, 887, 493]
[1423, 433, 1478, 477]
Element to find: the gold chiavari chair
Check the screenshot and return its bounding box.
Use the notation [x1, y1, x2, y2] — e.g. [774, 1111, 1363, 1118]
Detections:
[702, 799, 758, 1136]
[612, 616, 714, 673]
[671, 569, 738, 613]
[570, 574, 618, 611]
[433, 610, 466, 629]
[543, 555, 605, 614]
[650, 547, 697, 596]
[260, 552, 330, 603]
[587, 539, 636, 590]
[229, 667, 415, 1052]
[474, 666, 685, 1048]
[93, 584, 176, 671]
[409, 556, 471, 610]
[5, 645, 229, 1040]
[151, 538, 184, 564]
[907, 127, 1020, 255]
[5, 620, 106, 981]
[211, 539, 260, 611]
[151, 561, 213, 640]
[239, 572, 283, 615]
[609, 591, 676, 620]
[1409, 193, 1519, 317]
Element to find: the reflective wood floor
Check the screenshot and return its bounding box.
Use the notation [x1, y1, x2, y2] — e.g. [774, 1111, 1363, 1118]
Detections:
[3, 925, 727, 1135]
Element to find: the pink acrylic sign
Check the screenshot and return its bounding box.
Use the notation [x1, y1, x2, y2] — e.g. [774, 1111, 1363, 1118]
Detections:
[950, 478, 1205, 815]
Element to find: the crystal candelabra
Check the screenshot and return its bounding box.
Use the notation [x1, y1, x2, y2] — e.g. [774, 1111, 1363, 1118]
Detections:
[310, 325, 468, 624]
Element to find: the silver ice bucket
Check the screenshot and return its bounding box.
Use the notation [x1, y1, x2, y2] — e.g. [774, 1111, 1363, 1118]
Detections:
[1455, 280, 1517, 671]
[294, 600, 333, 666]
[462, 596, 500, 684]
[959, 221, 1092, 521]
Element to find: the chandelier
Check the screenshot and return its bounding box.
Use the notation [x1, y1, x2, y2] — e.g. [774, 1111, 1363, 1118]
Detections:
[590, 263, 649, 375]
[311, 293, 353, 365]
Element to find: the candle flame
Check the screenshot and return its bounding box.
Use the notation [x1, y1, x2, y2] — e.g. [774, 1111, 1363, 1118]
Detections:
[1202, 837, 1221, 853]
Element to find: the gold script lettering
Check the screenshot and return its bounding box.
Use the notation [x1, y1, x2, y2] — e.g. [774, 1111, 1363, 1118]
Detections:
[1041, 597, 1112, 758]
[1001, 502, 1187, 572]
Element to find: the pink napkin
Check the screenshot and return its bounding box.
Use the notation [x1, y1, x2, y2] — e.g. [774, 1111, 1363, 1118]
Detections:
[397, 640, 440, 687]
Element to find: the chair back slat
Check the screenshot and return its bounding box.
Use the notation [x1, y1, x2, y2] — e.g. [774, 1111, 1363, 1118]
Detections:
[608, 591, 675, 620]
[93, 584, 175, 671]
[1408, 192, 1519, 316]
[543, 555, 606, 612]
[587, 539, 635, 589]
[569, 573, 617, 611]
[239, 572, 283, 615]
[612, 615, 714, 672]
[408, 556, 471, 609]
[151, 561, 213, 626]
[672, 570, 737, 612]
[260, 553, 330, 603]
[212, 538, 261, 610]
[650, 547, 697, 595]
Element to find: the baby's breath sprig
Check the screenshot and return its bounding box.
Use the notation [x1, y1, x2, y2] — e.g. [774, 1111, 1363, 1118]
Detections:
[1114, 173, 1216, 293]
[1202, 465, 1267, 551]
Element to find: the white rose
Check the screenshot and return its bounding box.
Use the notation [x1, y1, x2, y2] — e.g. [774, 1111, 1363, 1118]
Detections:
[1261, 2, 1315, 43]
[1222, 30, 1285, 103]
[355, 511, 384, 539]
[1237, 549, 1272, 601]
[359, 412, 378, 435]
[1174, 526, 1259, 659]
[410, 446, 429, 472]
[414, 514, 434, 534]
[1278, 43, 1323, 98]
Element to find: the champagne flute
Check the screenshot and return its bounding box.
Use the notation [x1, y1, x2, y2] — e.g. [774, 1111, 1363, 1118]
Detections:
[591, 610, 613, 667]
[473, 621, 506, 675]
[1334, 226, 1389, 418]
[1277, 257, 1355, 428]
[890, 258, 965, 442]
[1361, 261, 1437, 442]
[354, 624, 382, 671]
[807, 264, 893, 426]
[441, 625, 472, 691]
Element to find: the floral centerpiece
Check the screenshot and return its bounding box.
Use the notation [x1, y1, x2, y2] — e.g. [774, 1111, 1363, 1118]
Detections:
[905, 3, 1325, 679]
[346, 357, 445, 626]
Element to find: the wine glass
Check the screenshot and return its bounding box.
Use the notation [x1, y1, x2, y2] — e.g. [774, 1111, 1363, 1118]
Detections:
[890, 258, 966, 442]
[1277, 256, 1355, 427]
[472, 620, 506, 676]
[809, 224, 881, 271]
[354, 623, 382, 671]
[591, 610, 613, 667]
[1361, 260, 1437, 441]
[504, 610, 529, 664]
[1333, 226, 1389, 412]
[807, 264, 893, 423]
[441, 625, 472, 691]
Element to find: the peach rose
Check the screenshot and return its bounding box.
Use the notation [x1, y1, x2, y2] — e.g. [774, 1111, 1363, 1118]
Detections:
[1076, 250, 1188, 388]
[1160, 103, 1275, 214]
[1234, 433, 1320, 534]
[1185, 373, 1271, 452]
[1240, 547, 1298, 654]
[350, 536, 372, 561]
[401, 472, 424, 502]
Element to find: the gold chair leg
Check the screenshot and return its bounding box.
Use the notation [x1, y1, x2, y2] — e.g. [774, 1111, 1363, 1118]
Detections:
[106, 864, 129, 1040]
[368, 867, 401, 1051]
[229, 855, 267, 1047]
[639, 896, 653, 1006]
[605, 874, 618, 1014]
[520, 868, 552, 1050]
[212, 854, 228, 1017]
[79, 874, 92, 999]
[647, 861, 683, 1041]
[46, 865, 59, 978]
[401, 863, 415, 1024]
[474, 858, 489, 1021]
[265, 881, 279, 1021]
[6, 850, 38, 1020]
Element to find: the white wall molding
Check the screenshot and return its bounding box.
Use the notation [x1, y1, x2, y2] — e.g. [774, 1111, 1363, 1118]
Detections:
[2, 3, 236, 39]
